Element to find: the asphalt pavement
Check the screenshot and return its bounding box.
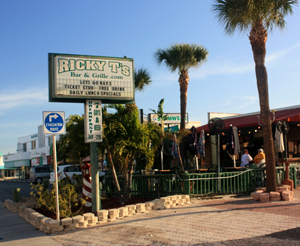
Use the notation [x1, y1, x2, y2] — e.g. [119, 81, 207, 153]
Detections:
[0, 179, 32, 202]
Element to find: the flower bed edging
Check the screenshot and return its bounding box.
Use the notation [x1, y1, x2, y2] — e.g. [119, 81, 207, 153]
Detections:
[251, 185, 294, 202]
[3, 194, 191, 234]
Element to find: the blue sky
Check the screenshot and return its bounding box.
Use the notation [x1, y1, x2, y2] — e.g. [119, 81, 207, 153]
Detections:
[1, 0, 300, 155]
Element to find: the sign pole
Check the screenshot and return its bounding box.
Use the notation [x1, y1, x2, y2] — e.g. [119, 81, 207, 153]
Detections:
[91, 142, 100, 212]
[52, 134, 60, 220]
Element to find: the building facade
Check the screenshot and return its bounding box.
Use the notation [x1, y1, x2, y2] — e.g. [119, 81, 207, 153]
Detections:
[3, 125, 58, 178]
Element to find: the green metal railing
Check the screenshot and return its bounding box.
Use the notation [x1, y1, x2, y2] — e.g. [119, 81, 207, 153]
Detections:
[181, 166, 297, 196]
[102, 166, 297, 198]
[103, 173, 181, 198]
[130, 174, 181, 198]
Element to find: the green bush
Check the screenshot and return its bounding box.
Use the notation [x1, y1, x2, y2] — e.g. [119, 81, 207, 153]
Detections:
[31, 181, 86, 218]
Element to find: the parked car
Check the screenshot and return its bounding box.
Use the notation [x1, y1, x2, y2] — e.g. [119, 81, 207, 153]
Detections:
[49, 164, 81, 185]
[49, 164, 107, 185]
[30, 165, 52, 184]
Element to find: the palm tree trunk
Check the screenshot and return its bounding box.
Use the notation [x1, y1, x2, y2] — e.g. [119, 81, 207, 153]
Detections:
[107, 147, 124, 204]
[127, 158, 134, 201]
[250, 21, 277, 192]
[177, 143, 185, 172]
[179, 71, 189, 130]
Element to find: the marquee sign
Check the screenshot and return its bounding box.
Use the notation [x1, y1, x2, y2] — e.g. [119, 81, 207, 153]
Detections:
[48, 53, 135, 104]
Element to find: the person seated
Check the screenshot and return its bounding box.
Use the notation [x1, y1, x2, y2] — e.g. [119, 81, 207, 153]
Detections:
[241, 149, 253, 167]
[254, 148, 266, 167]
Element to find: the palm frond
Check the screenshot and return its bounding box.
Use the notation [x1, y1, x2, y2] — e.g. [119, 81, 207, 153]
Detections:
[213, 0, 298, 34]
[155, 43, 208, 74]
[134, 68, 152, 91]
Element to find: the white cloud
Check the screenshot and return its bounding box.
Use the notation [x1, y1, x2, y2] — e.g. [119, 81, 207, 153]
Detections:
[222, 96, 257, 111]
[266, 43, 300, 63]
[0, 87, 48, 110]
[190, 42, 300, 79]
[144, 42, 300, 89]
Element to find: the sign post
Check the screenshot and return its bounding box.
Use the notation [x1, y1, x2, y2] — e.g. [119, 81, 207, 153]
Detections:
[84, 100, 103, 212]
[43, 111, 66, 220]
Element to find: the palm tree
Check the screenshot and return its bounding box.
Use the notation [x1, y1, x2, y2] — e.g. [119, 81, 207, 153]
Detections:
[109, 104, 161, 201]
[134, 68, 152, 91]
[213, 0, 298, 192]
[150, 98, 169, 169]
[155, 43, 209, 130]
[101, 104, 161, 202]
[150, 98, 168, 132]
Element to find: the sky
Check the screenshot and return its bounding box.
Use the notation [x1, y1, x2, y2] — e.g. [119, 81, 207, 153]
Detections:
[1, 0, 300, 155]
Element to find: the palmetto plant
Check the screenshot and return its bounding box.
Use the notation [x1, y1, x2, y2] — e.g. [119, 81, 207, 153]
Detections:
[155, 43, 208, 130]
[213, 0, 298, 192]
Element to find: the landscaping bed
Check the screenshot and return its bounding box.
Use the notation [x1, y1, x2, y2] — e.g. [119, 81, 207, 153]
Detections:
[34, 196, 154, 220]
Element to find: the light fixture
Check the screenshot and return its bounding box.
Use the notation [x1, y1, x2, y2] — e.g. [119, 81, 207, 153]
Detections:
[248, 131, 251, 134]
[254, 130, 257, 132]
[207, 133, 210, 136]
[258, 126, 261, 129]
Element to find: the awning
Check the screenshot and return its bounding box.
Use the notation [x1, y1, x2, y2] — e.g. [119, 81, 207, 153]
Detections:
[164, 125, 179, 132]
[197, 105, 300, 133]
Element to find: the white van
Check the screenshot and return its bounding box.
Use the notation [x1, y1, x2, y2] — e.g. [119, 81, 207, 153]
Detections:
[49, 164, 81, 185]
[30, 166, 52, 184]
[49, 164, 107, 184]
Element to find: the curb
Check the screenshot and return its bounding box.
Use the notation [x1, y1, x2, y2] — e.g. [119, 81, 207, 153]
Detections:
[0, 179, 32, 183]
[4, 194, 191, 234]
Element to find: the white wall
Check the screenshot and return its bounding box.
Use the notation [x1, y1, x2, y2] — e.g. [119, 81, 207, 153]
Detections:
[208, 112, 241, 121]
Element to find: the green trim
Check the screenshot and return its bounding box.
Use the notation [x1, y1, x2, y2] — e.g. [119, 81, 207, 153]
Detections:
[0, 167, 18, 170]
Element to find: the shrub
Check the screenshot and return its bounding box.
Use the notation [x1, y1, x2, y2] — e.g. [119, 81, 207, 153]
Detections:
[31, 181, 86, 218]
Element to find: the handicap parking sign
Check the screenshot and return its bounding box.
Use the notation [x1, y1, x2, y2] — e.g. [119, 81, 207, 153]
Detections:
[43, 111, 66, 134]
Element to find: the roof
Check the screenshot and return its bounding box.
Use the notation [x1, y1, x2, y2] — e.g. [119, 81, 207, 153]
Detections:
[197, 105, 300, 133]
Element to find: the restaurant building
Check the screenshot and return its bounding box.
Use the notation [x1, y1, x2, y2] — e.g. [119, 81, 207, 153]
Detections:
[196, 105, 300, 169]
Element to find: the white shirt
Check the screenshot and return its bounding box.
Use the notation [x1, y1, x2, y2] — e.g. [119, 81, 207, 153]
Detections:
[241, 154, 253, 167]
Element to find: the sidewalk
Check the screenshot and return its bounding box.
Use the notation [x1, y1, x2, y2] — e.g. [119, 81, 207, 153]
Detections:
[0, 201, 62, 246]
[1, 189, 300, 245]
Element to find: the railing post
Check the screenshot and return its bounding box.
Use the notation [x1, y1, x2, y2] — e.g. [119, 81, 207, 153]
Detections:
[246, 170, 250, 195]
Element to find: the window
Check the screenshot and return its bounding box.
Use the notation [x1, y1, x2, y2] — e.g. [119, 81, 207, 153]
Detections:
[65, 166, 81, 172]
[48, 137, 53, 146]
[23, 143, 27, 152]
[31, 140, 36, 150]
[36, 167, 50, 173]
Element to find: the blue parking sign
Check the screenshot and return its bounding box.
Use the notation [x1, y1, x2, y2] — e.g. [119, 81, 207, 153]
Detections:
[43, 111, 66, 134]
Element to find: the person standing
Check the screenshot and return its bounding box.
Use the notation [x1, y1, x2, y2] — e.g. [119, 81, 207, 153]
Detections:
[241, 149, 253, 167]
